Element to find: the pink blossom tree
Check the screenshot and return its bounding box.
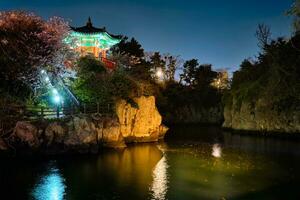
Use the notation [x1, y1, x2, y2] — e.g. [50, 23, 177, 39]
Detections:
[0, 11, 70, 94]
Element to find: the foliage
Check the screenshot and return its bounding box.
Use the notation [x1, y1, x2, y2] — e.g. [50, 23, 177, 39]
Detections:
[165, 54, 181, 82]
[287, 0, 300, 34]
[227, 35, 300, 110]
[71, 56, 108, 103]
[113, 36, 144, 58]
[149, 52, 166, 80]
[71, 56, 140, 106]
[180, 59, 199, 85]
[0, 11, 69, 101]
[255, 23, 271, 50]
[109, 69, 137, 100]
[180, 59, 218, 88]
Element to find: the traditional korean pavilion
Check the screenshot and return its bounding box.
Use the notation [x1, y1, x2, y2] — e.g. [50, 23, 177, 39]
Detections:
[67, 17, 121, 69]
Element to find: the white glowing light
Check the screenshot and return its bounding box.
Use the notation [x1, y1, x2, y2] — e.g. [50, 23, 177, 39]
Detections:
[156, 68, 163, 79]
[150, 154, 169, 200]
[212, 143, 222, 158]
[54, 95, 61, 104]
[32, 167, 66, 200]
[45, 77, 50, 82]
[52, 89, 58, 95]
[41, 70, 46, 74]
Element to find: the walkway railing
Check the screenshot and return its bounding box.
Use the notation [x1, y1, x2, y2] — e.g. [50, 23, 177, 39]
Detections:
[1, 103, 113, 120]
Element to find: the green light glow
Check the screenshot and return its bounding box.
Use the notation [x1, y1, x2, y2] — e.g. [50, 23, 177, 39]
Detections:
[65, 31, 121, 50]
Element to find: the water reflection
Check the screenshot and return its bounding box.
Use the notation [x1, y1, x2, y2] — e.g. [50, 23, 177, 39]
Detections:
[150, 146, 169, 200]
[212, 143, 222, 158]
[32, 163, 66, 200]
[2, 125, 300, 199]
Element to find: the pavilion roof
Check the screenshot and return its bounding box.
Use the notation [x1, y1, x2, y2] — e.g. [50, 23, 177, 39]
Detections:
[70, 17, 121, 39]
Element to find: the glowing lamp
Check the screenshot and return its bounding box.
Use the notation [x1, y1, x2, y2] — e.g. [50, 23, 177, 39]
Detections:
[52, 89, 58, 95]
[53, 95, 61, 104]
[156, 68, 163, 79]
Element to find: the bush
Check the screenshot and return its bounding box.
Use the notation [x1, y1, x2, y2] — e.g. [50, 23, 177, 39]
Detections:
[226, 35, 300, 110]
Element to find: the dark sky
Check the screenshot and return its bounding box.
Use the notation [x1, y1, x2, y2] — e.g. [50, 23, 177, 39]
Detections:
[1, 0, 294, 72]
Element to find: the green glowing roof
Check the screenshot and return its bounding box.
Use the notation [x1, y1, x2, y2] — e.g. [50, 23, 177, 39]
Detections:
[65, 17, 121, 49]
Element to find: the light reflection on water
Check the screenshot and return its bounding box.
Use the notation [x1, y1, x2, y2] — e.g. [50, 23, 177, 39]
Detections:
[32, 163, 66, 200]
[150, 146, 169, 200]
[212, 143, 222, 158]
[2, 126, 300, 199]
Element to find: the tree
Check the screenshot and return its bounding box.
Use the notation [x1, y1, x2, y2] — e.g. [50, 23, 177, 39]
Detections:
[194, 64, 217, 89]
[287, 0, 300, 34]
[112, 36, 144, 64]
[180, 59, 199, 86]
[0, 11, 69, 96]
[255, 23, 271, 50]
[164, 54, 182, 82]
[149, 52, 166, 81]
[72, 56, 137, 105]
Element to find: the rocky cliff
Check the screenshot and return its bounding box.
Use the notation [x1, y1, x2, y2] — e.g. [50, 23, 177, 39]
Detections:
[223, 98, 300, 133]
[0, 96, 168, 155]
[116, 96, 168, 142]
[163, 104, 223, 125]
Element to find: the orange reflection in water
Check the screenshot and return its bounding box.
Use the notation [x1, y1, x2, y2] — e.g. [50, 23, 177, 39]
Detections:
[96, 144, 168, 198]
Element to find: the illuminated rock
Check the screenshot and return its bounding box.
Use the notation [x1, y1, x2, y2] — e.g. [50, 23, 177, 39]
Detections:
[99, 117, 126, 148]
[5, 96, 167, 154]
[45, 122, 65, 145]
[116, 96, 168, 142]
[12, 121, 40, 148]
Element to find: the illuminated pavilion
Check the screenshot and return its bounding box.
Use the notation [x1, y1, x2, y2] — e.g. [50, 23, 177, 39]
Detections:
[68, 17, 121, 69]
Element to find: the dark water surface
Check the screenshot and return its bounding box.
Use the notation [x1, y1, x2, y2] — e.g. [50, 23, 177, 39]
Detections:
[1, 125, 300, 200]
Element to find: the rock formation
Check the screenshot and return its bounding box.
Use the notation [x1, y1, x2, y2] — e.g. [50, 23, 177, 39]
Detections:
[223, 98, 300, 133]
[163, 104, 223, 124]
[0, 96, 168, 154]
[116, 96, 168, 142]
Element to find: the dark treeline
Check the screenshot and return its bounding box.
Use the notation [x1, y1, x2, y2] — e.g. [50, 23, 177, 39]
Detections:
[109, 36, 227, 124]
[222, 2, 300, 132]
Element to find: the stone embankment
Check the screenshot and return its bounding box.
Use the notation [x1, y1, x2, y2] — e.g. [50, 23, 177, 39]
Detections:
[0, 96, 168, 154]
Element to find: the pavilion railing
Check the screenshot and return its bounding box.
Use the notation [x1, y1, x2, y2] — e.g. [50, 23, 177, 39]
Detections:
[100, 57, 116, 69]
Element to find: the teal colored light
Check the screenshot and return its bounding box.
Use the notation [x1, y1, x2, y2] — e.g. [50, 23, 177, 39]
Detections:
[32, 167, 66, 200]
[65, 31, 121, 49]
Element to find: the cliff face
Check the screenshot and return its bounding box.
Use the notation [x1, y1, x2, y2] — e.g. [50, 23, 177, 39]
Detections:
[1, 96, 168, 154]
[223, 98, 300, 133]
[163, 104, 223, 125]
[116, 96, 168, 142]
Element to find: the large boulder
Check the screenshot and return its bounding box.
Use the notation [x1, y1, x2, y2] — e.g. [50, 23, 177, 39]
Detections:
[99, 118, 126, 148]
[64, 117, 99, 151]
[116, 96, 168, 142]
[63, 116, 126, 150]
[11, 121, 40, 148]
[45, 122, 65, 145]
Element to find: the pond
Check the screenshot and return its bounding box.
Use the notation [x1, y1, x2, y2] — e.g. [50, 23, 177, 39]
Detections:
[1, 125, 300, 200]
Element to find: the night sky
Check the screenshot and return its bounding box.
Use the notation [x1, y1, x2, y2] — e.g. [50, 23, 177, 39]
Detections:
[1, 0, 294, 73]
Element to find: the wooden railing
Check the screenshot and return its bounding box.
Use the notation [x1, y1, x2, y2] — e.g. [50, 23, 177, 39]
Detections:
[0, 103, 113, 120]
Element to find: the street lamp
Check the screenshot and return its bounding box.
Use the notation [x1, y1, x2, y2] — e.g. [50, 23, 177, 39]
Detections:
[53, 95, 61, 104]
[156, 68, 164, 81]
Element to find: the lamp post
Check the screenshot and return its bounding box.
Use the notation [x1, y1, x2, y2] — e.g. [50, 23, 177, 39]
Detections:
[155, 68, 164, 82]
[52, 88, 63, 118]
